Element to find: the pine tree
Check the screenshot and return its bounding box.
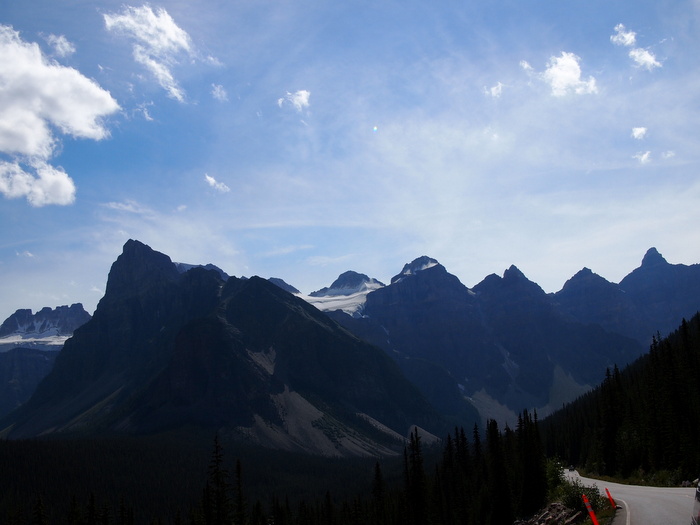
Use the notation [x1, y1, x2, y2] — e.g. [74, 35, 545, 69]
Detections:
[206, 434, 232, 525]
[404, 428, 427, 525]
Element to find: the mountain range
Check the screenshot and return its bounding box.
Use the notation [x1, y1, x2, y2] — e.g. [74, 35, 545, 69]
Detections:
[2, 241, 700, 455]
[294, 247, 700, 424]
[0, 240, 441, 456]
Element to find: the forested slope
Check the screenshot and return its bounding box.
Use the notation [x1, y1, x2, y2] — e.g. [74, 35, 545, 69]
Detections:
[541, 311, 700, 480]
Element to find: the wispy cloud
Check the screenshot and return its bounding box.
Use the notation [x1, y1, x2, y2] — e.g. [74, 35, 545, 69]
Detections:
[263, 244, 314, 257]
[484, 81, 504, 98]
[104, 4, 203, 102]
[44, 34, 76, 57]
[540, 52, 597, 96]
[204, 174, 230, 193]
[102, 199, 154, 215]
[0, 25, 118, 206]
[634, 151, 652, 164]
[211, 83, 228, 102]
[277, 90, 311, 112]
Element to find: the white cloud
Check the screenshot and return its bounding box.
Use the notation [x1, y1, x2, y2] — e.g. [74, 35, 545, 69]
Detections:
[629, 48, 662, 70]
[212, 83, 228, 102]
[102, 199, 153, 215]
[205, 173, 230, 193]
[277, 90, 311, 112]
[611, 24, 636, 47]
[0, 25, 118, 206]
[610, 24, 662, 71]
[104, 5, 196, 101]
[631, 127, 647, 140]
[16, 250, 34, 258]
[484, 81, 504, 98]
[662, 151, 676, 159]
[0, 160, 76, 206]
[633, 151, 652, 164]
[519, 60, 533, 72]
[540, 52, 597, 96]
[45, 34, 76, 57]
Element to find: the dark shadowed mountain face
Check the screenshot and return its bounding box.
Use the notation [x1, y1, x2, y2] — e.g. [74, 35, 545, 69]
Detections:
[322, 248, 700, 426]
[554, 248, 700, 345]
[0, 304, 91, 418]
[0, 348, 57, 418]
[328, 258, 646, 425]
[1, 240, 442, 456]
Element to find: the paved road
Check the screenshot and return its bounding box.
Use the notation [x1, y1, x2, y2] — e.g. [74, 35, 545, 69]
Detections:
[565, 470, 696, 525]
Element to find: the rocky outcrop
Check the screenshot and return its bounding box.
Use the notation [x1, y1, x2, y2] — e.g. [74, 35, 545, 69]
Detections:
[513, 503, 583, 525]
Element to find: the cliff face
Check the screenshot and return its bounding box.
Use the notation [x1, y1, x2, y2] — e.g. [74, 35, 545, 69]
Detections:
[1, 240, 442, 457]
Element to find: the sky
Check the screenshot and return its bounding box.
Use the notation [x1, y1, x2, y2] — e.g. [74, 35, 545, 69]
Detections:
[1, 0, 700, 321]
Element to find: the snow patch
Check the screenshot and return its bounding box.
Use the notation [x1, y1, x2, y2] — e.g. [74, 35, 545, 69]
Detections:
[301, 280, 384, 317]
[0, 334, 69, 352]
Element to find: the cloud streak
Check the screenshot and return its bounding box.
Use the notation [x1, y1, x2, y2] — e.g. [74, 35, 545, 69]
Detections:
[205, 174, 230, 193]
[104, 5, 197, 101]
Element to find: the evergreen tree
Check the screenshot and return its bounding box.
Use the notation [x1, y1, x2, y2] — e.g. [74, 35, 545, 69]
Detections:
[206, 434, 232, 525]
[404, 428, 427, 525]
[485, 420, 514, 525]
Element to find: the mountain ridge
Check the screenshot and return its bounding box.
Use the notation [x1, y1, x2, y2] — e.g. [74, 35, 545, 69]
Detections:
[1, 240, 444, 456]
[314, 249, 700, 425]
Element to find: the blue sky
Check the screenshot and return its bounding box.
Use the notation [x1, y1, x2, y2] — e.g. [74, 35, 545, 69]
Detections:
[1, 0, 699, 321]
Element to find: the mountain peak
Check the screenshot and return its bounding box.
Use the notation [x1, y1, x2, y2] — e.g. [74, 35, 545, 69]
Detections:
[641, 247, 668, 268]
[310, 271, 384, 297]
[104, 240, 180, 297]
[503, 265, 525, 281]
[391, 256, 441, 284]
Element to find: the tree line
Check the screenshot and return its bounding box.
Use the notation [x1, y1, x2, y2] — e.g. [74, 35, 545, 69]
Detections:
[1, 410, 550, 525]
[541, 311, 700, 482]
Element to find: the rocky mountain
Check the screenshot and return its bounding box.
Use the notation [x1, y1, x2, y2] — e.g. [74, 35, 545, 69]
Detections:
[554, 247, 700, 345]
[0, 303, 91, 350]
[304, 271, 385, 318]
[317, 249, 700, 426]
[0, 240, 443, 456]
[0, 304, 91, 419]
